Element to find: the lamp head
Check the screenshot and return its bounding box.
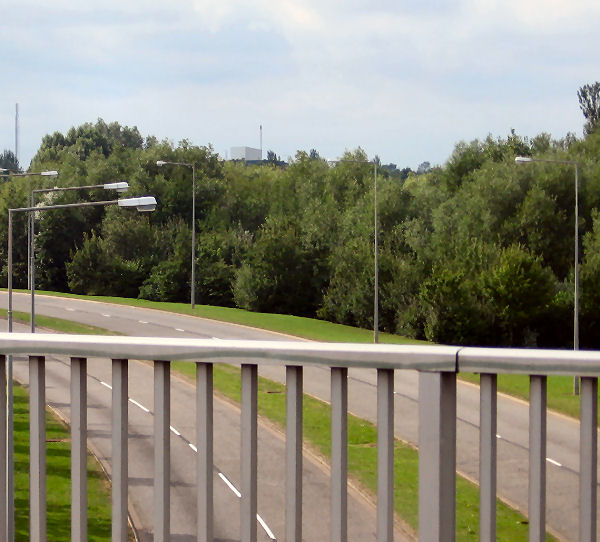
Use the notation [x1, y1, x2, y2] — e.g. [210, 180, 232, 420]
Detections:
[104, 181, 130, 193]
[118, 196, 157, 212]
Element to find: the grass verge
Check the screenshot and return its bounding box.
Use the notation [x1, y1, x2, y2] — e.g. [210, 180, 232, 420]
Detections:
[173, 361, 550, 541]
[4, 292, 557, 539]
[26, 290, 591, 420]
[13, 383, 112, 541]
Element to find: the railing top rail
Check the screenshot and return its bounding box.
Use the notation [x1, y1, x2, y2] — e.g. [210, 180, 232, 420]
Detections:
[458, 346, 600, 376]
[0, 333, 458, 371]
[3, 333, 600, 375]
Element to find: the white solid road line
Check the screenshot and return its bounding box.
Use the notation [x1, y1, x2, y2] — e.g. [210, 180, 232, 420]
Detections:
[129, 398, 150, 413]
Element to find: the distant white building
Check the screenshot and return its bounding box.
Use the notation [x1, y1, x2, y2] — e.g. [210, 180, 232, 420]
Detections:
[230, 146, 262, 161]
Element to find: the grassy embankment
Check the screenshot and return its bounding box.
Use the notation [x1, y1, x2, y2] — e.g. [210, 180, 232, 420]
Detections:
[5, 291, 558, 540]
[12, 384, 112, 541]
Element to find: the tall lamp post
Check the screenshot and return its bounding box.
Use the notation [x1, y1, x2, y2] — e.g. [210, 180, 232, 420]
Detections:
[4, 195, 157, 541]
[156, 160, 197, 308]
[515, 156, 580, 394]
[28, 181, 130, 332]
[328, 159, 379, 343]
[0, 170, 60, 293]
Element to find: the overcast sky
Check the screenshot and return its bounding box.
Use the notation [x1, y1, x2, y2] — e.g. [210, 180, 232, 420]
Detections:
[2, 0, 599, 170]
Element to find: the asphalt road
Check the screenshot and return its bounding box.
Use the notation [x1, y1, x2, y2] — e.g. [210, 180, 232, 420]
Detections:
[3, 292, 594, 540]
[4, 293, 412, 542]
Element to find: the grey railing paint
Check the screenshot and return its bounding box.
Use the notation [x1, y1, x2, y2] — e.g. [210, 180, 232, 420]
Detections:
[1, 333, 599, 542]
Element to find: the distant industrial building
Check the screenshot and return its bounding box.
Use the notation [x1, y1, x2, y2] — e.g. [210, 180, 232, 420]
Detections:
[230, 146, 262, 161]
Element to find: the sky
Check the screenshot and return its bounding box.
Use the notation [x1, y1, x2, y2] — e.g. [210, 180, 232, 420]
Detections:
[1, 0, 599, 170]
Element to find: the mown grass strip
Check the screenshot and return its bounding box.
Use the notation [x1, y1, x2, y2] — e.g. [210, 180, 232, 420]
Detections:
[173, 361, 550, 541]
[13, 384, 112, 542]
[25, 290, 590, 421]
[4, 292, 557, 539]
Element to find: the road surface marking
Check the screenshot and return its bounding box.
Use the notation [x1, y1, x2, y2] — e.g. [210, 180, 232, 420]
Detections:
[546, 457, 562, 467]
[66, 308, 76, 312]
[90, 370, 279, 540]
[257, 515, 277, 540]
[218, 472, 242, 497]
[102, 313, 111, 318]
[129, 398, 150, 413]
[139, 320, 149, 324]
[216, 472, 276, 539]
[496, 434, 502, 439]
[175, 328, 185, 332]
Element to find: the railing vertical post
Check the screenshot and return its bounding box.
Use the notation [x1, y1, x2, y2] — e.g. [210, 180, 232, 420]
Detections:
[241, 364, 258, 542]
[331, 367, 348, 542]
[71, 357, 88, 542]
[0, 354, 6, 539]
[377, 368, 394, 542]
[197, 362, 214, 542]
[419, 371, 456, 542]
[286, 365, 303, 542]
[579, 376, 597, 542]
[30, 355, 46, 542]
[154, 360, 170, 542]
[529, 375, 547, 542]
[112, 359, 128, 542]
[479, 373, 497, 542]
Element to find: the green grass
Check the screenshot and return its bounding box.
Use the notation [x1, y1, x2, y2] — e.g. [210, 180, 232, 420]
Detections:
[460, 373, 585, 419]
[25, 289, 425, 344]
[24, 290, 591, 421]
[13, 384, 112, 541]
[4, 291, 558, 539]
[0, 308, 122, 336]
[174, 362, 549, 541]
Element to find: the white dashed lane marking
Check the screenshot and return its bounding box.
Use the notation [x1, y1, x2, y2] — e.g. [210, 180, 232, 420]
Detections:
[91, 371, 278, 539]
[175, 328, 185, 332]
[546, 458, 562, 467]
[139, 320, 149, 324]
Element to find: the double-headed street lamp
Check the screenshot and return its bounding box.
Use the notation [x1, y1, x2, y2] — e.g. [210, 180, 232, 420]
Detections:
[328, 158, 379, 343]
[28, 182, 130, 332]
[515, 156, 580, 394]
[4, 195, 156, 541]
[0, 169, 60, 294]
[156, 160, 197, 308]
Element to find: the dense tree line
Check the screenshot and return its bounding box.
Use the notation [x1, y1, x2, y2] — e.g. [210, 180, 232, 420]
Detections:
[2, 115, 600, 348]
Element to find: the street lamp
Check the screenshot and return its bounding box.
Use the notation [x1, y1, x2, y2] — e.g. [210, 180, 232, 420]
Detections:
[328, 158, 379, 343]
[157, 160, 197, 308]
[0, 170, 59, 178]
[0, 170, 61, 298]
[515, 156, 580, 394]
[4, 195, 157, 541]
[28, 181, 130, 332]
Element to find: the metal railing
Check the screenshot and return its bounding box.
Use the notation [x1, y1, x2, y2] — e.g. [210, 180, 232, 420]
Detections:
[0, 333, 598, 542]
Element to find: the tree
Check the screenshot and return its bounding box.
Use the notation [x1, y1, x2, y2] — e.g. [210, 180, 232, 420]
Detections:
[0, 150, 20, 175]
[578, 82, 600, 135]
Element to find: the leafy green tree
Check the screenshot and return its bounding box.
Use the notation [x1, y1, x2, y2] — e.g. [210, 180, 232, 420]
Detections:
[0, 150, 21, 175]
[578, 82, 600, 135]
[483, 245, 556, 346]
